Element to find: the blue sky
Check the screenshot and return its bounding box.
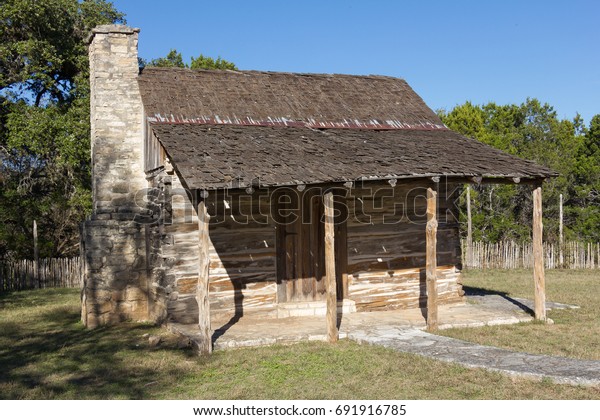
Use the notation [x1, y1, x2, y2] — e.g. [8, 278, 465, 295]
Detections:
[113, 0, 599, 125]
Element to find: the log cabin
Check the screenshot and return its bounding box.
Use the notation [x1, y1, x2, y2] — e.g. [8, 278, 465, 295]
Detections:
[81, 25, 557, 353]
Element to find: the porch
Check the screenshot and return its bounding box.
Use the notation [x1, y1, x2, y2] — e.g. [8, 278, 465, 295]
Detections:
[168, 290, 541, 351]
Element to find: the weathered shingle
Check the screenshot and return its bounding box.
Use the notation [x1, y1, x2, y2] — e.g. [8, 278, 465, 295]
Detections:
[138, 68, 445, 130]
[152, 124, 557, 190]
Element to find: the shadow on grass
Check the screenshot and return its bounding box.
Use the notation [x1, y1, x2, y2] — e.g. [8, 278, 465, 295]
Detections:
[0, 290, 194, 399]
[463, 285, 535, 316]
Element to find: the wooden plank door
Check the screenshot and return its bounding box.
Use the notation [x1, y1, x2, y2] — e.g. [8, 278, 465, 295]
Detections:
[275, 188, 347, 303]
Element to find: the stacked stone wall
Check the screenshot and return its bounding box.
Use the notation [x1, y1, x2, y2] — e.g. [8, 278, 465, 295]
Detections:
[88, 26, 146, 215]
[81, 221, 148, 326]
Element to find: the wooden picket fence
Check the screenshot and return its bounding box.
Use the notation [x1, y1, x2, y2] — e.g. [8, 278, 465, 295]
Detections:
[0, 257, 82, 292]
[1, 241, 597, 292]
[463, 240, 600, 270]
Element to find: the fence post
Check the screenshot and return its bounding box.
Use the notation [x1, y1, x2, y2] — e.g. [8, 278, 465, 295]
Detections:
[33, 220, 40, 288]
[559, 194, 564, 268]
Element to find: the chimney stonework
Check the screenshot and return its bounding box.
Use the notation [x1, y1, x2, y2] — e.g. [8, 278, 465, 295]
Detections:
[81, 25, 165, 327]
[89, 25, 145, 212]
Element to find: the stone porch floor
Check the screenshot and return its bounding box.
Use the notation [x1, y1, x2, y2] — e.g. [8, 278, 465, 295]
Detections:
[168, 292, 573, 351]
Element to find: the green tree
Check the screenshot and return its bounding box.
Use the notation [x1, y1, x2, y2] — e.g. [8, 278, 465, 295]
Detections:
[0, 0, 124, 259]
[190, 54, 236, 70]
[145, 49, 237, 70]
[571, 114, 600, 241]
[147, 49, 185, 68]
[439, 99, 587, 243]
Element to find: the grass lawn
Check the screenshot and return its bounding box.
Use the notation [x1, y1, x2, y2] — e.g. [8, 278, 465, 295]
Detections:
[438, 269, 600, 360]
[1, 285, 599, 399]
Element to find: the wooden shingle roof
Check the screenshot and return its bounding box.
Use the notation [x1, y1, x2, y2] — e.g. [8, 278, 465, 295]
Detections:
[138, 67, 445, 130]
[151, 124, 557, 190]
[138, 68, 557, 189]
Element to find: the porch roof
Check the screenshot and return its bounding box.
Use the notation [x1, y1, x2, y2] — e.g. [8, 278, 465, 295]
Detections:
[151, 123, 557, 190]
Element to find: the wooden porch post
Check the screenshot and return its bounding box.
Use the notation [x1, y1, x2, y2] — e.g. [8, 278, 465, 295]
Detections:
[532, 186, 546, 321]
[197, 199, 212, 355]
[426, 187, 438, 331]
[466, 186, 472, 268]
[324, 191, 338, 343]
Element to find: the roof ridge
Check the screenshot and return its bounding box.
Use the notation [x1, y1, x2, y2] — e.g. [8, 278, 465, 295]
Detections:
[147, 118, 448, 131]
[139, 66, 406, 81]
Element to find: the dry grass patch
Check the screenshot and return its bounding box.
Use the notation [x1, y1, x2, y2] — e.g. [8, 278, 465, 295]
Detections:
[438, 269, 600, 360]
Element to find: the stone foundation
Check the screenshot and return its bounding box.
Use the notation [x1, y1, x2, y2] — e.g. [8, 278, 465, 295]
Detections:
[80, 218, 168, 327]
[277, 299, 357, 318]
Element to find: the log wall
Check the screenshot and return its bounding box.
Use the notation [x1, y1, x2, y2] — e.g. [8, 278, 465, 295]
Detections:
[162, 174, 277, 324]
[158, 175, 464, 324]
[346, 181, 464, 311]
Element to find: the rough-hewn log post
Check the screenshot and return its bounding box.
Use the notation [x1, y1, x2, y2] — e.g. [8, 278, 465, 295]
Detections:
[324, 191, 338, 343]
[197, 200, 212, 355]
[466, 185, 472, 268]
[426, 187, 438, 331]
[533, 186, 546, 321]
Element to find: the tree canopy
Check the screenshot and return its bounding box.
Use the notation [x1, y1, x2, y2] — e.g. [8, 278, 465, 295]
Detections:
[145, 49, 237, 70]
[439, 100, 600, 243]
[0, 0, 124, 105]
[0, 0, 124, 259]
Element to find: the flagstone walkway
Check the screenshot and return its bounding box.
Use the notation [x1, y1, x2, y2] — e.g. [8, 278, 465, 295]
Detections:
[349, 327, 600, 387]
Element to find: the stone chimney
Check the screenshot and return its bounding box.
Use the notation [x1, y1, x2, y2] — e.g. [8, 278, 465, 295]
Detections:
[88, 25, 145, 216]
[81, 25, 158, 328]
